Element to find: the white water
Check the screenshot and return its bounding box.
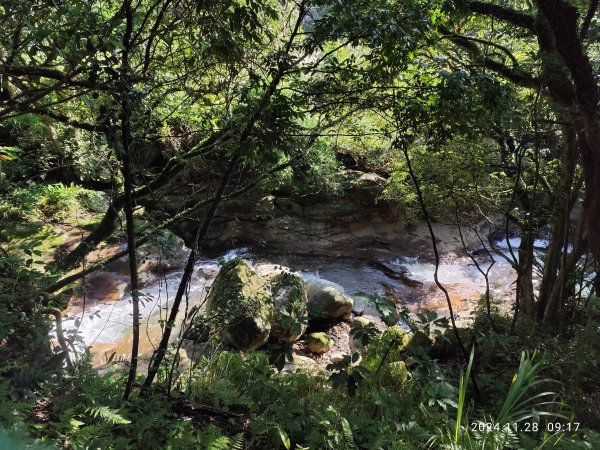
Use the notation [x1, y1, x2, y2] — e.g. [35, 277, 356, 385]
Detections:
[55, 238, 554, 362]
[58, 248, 250, 356]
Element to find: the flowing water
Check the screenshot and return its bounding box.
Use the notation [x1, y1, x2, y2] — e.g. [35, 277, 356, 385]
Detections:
[57, 236, 549, 365]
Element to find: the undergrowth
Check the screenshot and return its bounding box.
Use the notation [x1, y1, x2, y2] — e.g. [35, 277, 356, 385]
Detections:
[1, 306, 599, 449]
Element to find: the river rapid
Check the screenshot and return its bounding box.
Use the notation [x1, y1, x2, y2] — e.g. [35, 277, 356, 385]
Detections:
[55, 236, 547, 366]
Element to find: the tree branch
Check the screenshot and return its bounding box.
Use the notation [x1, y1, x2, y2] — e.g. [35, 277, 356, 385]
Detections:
[466, 1, 536, 32]
[580, 0, 599, 41]
[441, 30, 540, 89]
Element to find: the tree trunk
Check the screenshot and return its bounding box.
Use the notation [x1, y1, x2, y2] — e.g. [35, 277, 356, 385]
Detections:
[535, 0, 600, 268]
[143, 156, 239, 390]
[121, 0, 139, 402]
[516, 229, 535, 319]
[536, 124, 578, 323]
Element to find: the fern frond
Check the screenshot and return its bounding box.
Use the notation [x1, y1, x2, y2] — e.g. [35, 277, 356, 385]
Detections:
[207, 433, 243, 450]
[85, 405, 131, 424]
[341, 417, 358, 450]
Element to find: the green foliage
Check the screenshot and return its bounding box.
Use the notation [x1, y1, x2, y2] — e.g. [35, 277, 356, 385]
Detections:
[287, 139, 342, 197]
[455, 348, 475, 444]
[385, 138, 505, 222]
[354, 291, 399, 326]
[85, 405, 131, 425]
[37, 184, 81, 219]
[0, 241, 58, 391]
[197, 426, 243, 450]
[0, 182, 104, 223]
[0, 0, 598, 448]
[496, 352, 562, 426]
[428, 351, 564, 449]
[0, 183, 48, 220]
[327, 352, 367, 396]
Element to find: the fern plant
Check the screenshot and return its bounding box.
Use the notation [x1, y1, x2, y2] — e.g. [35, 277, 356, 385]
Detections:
[85, 405, 131, 425]
[198, 425, 243, 450]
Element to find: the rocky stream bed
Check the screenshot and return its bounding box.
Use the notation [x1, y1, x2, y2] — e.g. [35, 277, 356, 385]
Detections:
[53, 226, 544, 372]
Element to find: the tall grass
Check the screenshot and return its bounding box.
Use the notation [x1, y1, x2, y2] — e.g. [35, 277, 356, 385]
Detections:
[435, 350, 564, 449]
[496, 352, 564, 426]
[455, 348, 475, 444]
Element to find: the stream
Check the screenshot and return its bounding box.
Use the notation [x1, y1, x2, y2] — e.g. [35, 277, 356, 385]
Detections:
[56, 236, 548, 366]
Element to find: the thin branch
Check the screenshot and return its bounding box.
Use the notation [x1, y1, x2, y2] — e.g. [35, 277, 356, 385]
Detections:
[399, 138, 481, 402]
[441, 33, 519, 65]
[580, 0, 599, 41]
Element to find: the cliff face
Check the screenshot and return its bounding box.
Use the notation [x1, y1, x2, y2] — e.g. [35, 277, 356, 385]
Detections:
[161, 169, 403, 258]
[153, 169, 487, 259]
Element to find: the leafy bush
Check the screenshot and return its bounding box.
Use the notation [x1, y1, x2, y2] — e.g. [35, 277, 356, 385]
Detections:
[37, 184, 81, 220]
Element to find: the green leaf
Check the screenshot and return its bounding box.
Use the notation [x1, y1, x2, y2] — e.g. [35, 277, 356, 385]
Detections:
[86, 406, 131, 424]
[277, 425, 291, 450]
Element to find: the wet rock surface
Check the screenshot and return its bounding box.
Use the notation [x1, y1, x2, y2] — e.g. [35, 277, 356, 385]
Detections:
[305, 279, 354, 319]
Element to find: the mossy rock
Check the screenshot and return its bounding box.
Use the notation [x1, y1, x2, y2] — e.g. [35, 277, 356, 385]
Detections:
[270, 272, 308, 342]
[381, 326, 413, 350]
[385, 360, 408, 383]
[305, 279, 353, 319]
[306, 332, 332, 354]
[206, 258, 272, 351]
[287, 354, 321, 374]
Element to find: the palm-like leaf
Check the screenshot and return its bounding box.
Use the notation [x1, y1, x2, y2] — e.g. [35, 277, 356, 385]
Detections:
[496, 352, 565, 426]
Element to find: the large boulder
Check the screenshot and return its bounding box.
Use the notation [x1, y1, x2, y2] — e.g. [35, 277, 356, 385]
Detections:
[206, 258, 272, 351]
[305, 279, 354, 319]
[269, 272, 308, 342]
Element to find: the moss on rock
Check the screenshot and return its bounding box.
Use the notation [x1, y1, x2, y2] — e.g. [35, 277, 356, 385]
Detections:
[306, 332, 332, 354]
[305, 280, 353, 319]
[270, 272, 308, 342]
[381, 326, 413, 349]
[206, 258, 272, 351]
[385, 360, 408, 383]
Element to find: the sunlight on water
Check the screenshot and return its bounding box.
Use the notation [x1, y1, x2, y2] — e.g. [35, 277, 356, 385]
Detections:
[54, 237, 561, 363]
[54, 248, 250, 356]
